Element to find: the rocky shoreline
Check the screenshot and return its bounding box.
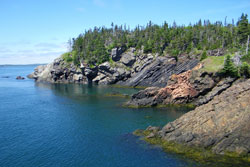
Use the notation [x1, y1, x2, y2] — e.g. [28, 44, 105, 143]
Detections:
[28, 47, 199, 88]
[28, 47, 250, 164]
[134, 79, 250, 165]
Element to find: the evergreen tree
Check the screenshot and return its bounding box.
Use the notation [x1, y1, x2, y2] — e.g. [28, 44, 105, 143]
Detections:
[221, 55, 238, 77]
[240, 62, 250, 78]
[65, 14, 248, 67]
[200, 50, 207, 61]
[237, 13, 250, 44]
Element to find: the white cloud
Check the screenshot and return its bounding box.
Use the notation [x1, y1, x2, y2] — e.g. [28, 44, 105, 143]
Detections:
[0, 41, 67, 65]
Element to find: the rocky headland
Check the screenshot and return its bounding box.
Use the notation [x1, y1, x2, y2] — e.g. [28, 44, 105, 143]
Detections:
[29, 47, 250, 164]
[134, 79, 250, 165]
[28, 47, 199, 88]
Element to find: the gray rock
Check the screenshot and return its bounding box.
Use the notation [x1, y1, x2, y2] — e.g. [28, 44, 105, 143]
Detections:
[84, 67, 98, 80]
[93, 73, 106, 83]
[111, 48, 123, 61]
[73, 74, 83, 81]
[16, 76, 25, 80]
[120, 57, 199, 88]
[194, 77, 237, 106]
[117, 68, 126, 75]
[232, 53, 243, 66]
[99, 62, 111, 71]
[146, 126, 160, 133]
[121, 52, 136, 66]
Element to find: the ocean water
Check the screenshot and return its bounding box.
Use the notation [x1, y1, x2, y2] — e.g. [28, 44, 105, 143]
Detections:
[0, 65, 199, 167]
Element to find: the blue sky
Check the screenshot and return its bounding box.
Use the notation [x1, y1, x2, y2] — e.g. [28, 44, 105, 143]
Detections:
[0, 0, 250, 64]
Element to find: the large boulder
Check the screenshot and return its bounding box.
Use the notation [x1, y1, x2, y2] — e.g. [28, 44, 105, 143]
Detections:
[99, 62, 111, 72]
[84, 67, 98, 80]
[120, 52, 136, 66]
[73, 74, 83, 82]
[111, 47, 124, 61]
[93, 73, 106, 83]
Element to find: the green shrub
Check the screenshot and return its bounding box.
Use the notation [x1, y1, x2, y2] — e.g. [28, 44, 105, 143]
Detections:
[62, 52, 72, 63]
[239, 62, 250, 78]
[220, 55, 238, 77]
[241, 53, 250, 64]
[72, 51, 80, 65]
[200, 50, 208, 61]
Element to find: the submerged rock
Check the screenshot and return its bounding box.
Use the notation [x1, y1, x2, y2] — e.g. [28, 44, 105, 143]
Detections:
[16, 76, 25, 80]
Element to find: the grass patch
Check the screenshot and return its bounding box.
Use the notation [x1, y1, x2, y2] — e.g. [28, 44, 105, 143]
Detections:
[201, 56, 226, 72]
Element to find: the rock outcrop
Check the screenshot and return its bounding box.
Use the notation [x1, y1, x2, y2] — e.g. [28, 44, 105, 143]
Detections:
[29, 47, 199, 87]
[28, 58, 88, 83]
[16, 76, 25, 80]
[145, 79, 250, 156]
[126, 63, 237, 107]
[118, 56, 199, 88]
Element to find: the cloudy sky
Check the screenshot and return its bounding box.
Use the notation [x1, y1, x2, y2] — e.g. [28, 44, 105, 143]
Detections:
[0, 0, 250, 64]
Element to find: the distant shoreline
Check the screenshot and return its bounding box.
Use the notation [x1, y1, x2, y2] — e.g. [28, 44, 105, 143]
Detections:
[0, 64, 47, 66]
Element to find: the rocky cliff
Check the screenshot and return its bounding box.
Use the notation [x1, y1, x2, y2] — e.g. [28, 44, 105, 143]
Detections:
[126, 63, 237, 107]
[28, 47, 199, 87]
[141, 79, 250, 158]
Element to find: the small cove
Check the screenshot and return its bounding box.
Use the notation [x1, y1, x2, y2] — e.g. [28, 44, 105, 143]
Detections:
[0, 65, 201, 167]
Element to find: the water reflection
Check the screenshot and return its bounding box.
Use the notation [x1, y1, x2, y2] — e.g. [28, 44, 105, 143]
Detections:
[35, 82, 140, 103]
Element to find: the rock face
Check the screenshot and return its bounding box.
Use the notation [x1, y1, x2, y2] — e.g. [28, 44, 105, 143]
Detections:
[126, 63, 237, 107]
[149, 79, 250, 155]
[118, 56, 199, 88]
[30, 47, 199, 87]
[28, 58, 88, 83]
[111, 47, 124, 61]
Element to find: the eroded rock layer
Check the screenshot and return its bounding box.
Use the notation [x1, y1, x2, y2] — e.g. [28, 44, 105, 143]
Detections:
[145, 79, 250, 155]
[28, 47, 199, 87]
[126, 64, 237, 107]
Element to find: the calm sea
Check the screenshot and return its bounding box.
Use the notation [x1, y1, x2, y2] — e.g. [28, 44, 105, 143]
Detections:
[0, 65, 199, 167]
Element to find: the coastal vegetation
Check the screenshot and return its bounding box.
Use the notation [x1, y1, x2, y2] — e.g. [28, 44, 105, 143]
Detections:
[63, 14, 250, 68]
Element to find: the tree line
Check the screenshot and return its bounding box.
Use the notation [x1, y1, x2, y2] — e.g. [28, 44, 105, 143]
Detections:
[64, 13, 250, 66]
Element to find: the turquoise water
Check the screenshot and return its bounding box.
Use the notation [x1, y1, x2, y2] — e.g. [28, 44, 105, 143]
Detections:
[0, 65, 199, 167]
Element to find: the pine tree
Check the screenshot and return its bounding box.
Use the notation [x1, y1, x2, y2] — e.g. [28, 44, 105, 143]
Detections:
[239, 62, 250, 78]
[200, 50, 207, 61]
[237, 13, 250, 44]
[221, 55, 238, 77]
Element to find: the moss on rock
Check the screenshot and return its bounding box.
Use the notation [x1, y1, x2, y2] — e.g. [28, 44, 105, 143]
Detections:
[133, 129, 250, 166]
